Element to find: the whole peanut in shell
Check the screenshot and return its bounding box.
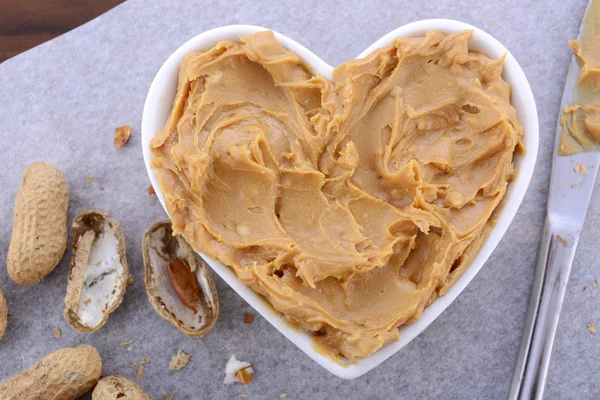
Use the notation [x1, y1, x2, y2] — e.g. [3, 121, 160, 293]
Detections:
[7, 162, 69, 285]
[0, 344, 102, 400]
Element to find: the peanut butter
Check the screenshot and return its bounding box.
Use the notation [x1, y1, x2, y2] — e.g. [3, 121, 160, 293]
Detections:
[151, 30, 523, 359]
[559, 0, 600, 155]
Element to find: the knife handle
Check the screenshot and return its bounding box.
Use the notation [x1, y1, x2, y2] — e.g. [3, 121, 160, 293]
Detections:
[508, 214, 579, 400]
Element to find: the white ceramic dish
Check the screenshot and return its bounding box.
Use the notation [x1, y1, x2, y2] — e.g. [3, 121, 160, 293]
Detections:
[141, 19, 538, 379]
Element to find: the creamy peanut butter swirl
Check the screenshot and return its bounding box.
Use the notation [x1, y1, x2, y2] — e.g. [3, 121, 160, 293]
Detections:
[151, 30, 523, 359]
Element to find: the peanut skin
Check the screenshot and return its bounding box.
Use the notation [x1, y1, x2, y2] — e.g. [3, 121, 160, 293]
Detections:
[7, 162, 69, 285]
[0, 288, 7, 340]
[92, 375, 150, 400]
[0, 345, 102, 400]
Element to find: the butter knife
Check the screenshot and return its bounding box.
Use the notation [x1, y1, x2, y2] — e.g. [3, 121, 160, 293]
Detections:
[508, 1, 600, 399]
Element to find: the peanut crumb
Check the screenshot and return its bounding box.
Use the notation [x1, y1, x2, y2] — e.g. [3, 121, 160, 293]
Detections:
[244, 313, 256, 324]
[87, 175, 94, 183]
[491, 21, 497, 26]
[539, 188, 546, 194]
[225, 355, 253, 385]
[280, 394, 288, 399]
[133, 364, 145, 380]
[571, 183, 581, 188]
[594, 279, 598, 287]
[236, 367, 253, 385]
[148, 185, 156, 195]
[100, 186, 105, 191]
[557, 235, 568, 246]
[239, 395, 248, 398]
[584, 286, 588, 291]
[114, 124, 131, 148]
[53, 328, 61, 338]
[591, 264, 595, 269]
[133, 357, 149, 380]
[169, 350, 191, 371]
[588, 322, 597, 334]
[164, 392, 175, 400]
[83, 297, 92, 306]
[120, 339, 136, 347]
[574, 162, 587, 175]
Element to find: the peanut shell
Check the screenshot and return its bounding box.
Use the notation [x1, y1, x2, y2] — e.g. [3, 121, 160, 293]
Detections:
[143, 220, 219, 336]
[0, 344, 102, 400]
[7, 162, 69, 285]
[0, 288, 7, 340]
[64, 210, 129, 332]
[92, 375, 149, 400]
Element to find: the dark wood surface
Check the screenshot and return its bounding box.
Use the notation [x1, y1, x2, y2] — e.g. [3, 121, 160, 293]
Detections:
[0, 0, 125, 63]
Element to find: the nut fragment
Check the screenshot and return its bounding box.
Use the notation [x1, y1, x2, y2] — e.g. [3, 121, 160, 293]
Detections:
[7, 162, 69, 286]
[588, 322, 597, 334]
[132, 360, 147, 381]
[235, 367, 253, 385]
[0, 289, 7, 340]
[53, 328, 61, 338]
[0, 345, 102, 399]
[120, 339, 136, 347]
[64, 211, 129, 332]
[147, 185, 155, 195]
[114, 125, 131, 148]
[574, 162, 587, 175]
[169, 350, 190, 371]
[143, 221, 219, 336]
[224, 355, 253, 385]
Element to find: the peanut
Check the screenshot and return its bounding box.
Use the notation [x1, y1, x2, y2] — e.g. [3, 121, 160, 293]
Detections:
[0, 344, 102, 400]
[92, 375, 150, 400]
[167, 258, 199, 313]
[7, 162, 69, 285]
[0, 288, 7, 340]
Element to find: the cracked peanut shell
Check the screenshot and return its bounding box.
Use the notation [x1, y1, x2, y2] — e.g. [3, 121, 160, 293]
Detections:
[92, 375, 149, 400]
[64, 211, 129, 332]
[143, 220, 219, 336]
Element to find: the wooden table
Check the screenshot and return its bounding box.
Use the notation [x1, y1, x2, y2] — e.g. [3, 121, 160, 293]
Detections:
[0, 0, 125, 63]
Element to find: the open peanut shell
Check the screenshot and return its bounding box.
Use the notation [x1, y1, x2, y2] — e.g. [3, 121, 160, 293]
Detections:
[142, 220, 219, 336]
[64, 210, 130, 332]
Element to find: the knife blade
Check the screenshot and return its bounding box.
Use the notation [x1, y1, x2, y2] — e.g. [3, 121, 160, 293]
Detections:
[508, 0, 600, 399]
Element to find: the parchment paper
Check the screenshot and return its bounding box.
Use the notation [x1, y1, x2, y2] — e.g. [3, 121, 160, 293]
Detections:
[0, 0, 597, 398]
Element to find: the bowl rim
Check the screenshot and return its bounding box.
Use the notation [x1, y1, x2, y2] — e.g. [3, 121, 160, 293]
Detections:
[141, 19, 539, 380]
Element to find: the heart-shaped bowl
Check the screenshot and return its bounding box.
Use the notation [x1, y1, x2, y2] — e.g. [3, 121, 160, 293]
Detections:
[142, 19, 538, 379]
